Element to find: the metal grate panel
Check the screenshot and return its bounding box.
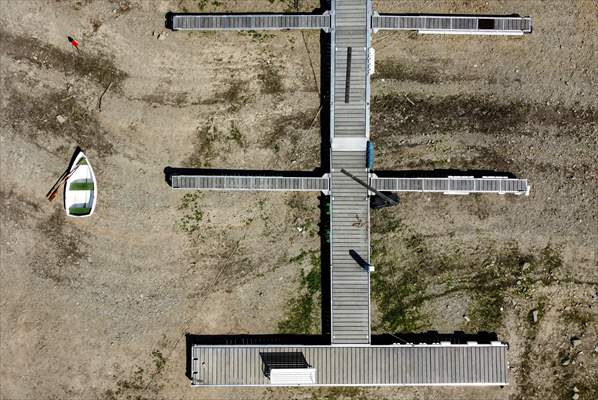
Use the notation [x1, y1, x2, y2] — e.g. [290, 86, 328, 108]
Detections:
[172, 175, 330, 192]
[372, 14, 532, 35]
[191, 344, 508, 386]
[330, 151, 371, 345]
[370, 176, 529, 195]
[172, 13, 331, 31]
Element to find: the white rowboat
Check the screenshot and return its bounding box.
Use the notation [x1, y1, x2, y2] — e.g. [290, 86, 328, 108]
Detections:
[64, 151, 97, 217]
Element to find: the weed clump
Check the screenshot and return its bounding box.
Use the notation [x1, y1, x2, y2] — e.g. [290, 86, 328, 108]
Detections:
[177, 192, 204, 234]
[258, 61, 284, 95]
[151, 350, 166, 373]
[215, 79, 251, 112]
[187, 118, 218, 167]
[278, 249, 321, 334]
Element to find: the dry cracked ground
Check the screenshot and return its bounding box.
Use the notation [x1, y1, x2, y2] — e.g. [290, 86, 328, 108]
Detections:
[1, 1, 597, 400]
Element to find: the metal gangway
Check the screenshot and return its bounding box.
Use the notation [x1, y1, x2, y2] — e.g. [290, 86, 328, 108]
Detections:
[171, 175, 330, 193]
[171, 13, 331, 32]
[171, 173, 529, 196]
[372, 14, 532, 35]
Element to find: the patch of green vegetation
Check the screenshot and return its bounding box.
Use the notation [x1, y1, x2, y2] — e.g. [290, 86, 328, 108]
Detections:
[285, 192, 319, 236]
[371, 206, 564, 334]
[215, 79, 251, 111]
[561, 305, 593, 329]
[514, 296, 547, 400]
[538, 244, 562, 285]
[370, 210, 403, 235]
[466, 243, 562, 331]
[227, 121, 246, 147]
[242, 215, 255, 226]
[260, 107, 320, 168]
[289, 250, 308, 264]
[370, 210, 428, 332]
[371, 237, 429, 332]
[258, 59, 285, 95]
[104, 351, 166, 400]
[151, 350, 166, 374]
[278, 249, 321, 334]
[268, 0, 300, 12]
[467, 242, 533, 331]
[196, 0, 222, 10]
[104, 367, 149, 400]
[241, 30, 275, 43]
[188, 118, 218, 167]
[310, 386, 365, 400]
[177, 192, 204, 234]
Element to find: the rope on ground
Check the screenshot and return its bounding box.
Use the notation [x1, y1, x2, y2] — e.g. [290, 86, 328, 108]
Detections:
[290, 105, 322, 161]
[301, 31, 320, 96]
[97, 81, 113, 112]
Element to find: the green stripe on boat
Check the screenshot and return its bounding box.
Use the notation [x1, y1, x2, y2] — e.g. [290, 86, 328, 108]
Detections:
[69, 181, 94, 191]
[77, 158, 88, 165]
[69, 207, 92, 216]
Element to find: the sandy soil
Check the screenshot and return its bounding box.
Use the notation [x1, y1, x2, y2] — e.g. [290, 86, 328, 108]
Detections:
[0, 1, 596, 400]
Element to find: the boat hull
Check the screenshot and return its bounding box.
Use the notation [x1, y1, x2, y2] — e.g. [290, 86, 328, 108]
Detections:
[64, 151, 97, 218]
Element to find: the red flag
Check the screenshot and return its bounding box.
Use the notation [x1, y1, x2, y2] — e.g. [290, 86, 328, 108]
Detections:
[67, 36, 79, 49]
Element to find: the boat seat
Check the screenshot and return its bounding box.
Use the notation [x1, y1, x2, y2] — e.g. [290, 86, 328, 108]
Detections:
[69, 181, 94, 191]
[69, 206, 92, 216]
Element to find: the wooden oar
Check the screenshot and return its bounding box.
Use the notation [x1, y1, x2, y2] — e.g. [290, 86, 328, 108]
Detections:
[46, 165, 80, 202]
[46, 168, 70, 198]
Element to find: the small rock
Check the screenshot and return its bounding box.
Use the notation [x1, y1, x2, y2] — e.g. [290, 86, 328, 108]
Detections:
[157, 31, 167, 40]
[560, 357, 570, 366]
[572, 394, 579, 400]
[571, 337, 582, 347]
[573, 386, 580, 393]
[56, 115, 67, 124]
[531, 309, 539, 323]
[463, 314, 470, 322]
